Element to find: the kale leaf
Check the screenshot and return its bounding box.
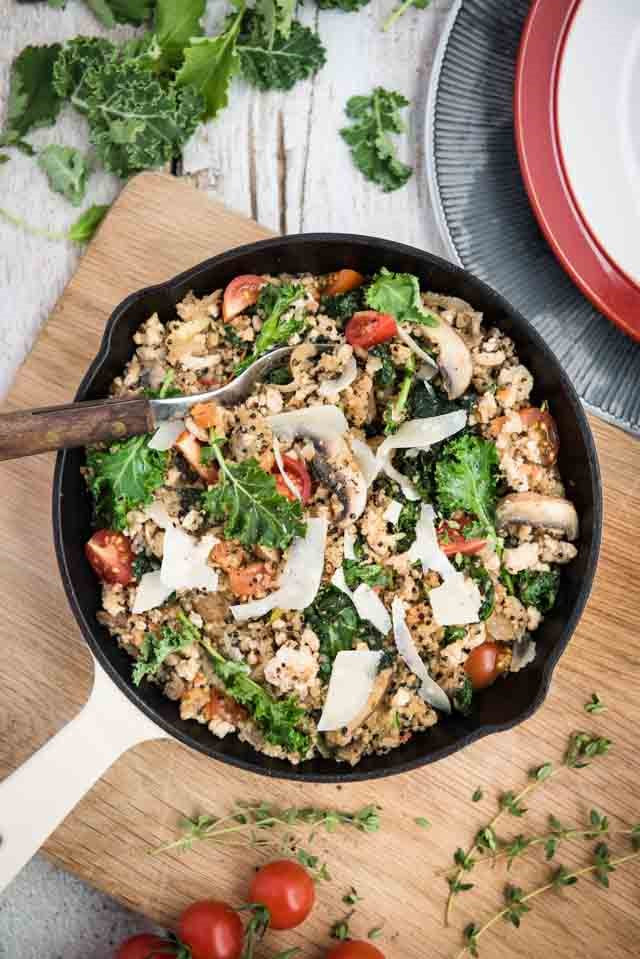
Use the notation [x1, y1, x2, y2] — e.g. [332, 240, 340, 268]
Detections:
[452, 675, 473, 716]
[67, 203, 110, 243]
[86, 435, 167, 530]
[408, 379, 462, 420]
[52, 36, 114, 104]
[393, 447, 435, 501]
[201, 440, 305, 550]
[383, 353, 415, 434]
[442, 625, 466, 647]
[235, 281, 306, 374]
[434, 433, 499, 540]
[365, 267, 437, 326]
[1, 44, 63, 145]
[37, 145, 90, 206]
[454, 556, 495, 621]
[371, 343, 397, 390]
[304, 585, 383, 681]
[395, 498, 421, 549]
[320, 288, 364, 323]
[133, 612, 199, 686]
[340, 89, 413, 193]
[132, 552, 159, 581]
[342, 559, 393, 590]
[176, 5, 244, 120]
[84, 0, 153, 28]
[154, 0, 206, 69]
[203, 639, 310, 754]
[237, 11, 326, 92]
[515, 569, 560, 613]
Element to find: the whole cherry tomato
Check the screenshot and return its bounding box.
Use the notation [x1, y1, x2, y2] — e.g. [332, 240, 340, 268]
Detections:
[178, 900, 244, 959]
[249, 860, 315, 930]
[115, 934, 171, 959]
[465, 641, 502, 690]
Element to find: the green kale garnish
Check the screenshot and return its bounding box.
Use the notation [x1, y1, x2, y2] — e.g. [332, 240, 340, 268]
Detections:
[142, 370, 182, 399]
[37, 144, 90, 206]
[383, 353, 415, 434]
[442, 626, 466, 647]
[454, 555, 495, 621]
[452, 676, 473, 716]
[434, 433, 499, 541]
[202, 638, 310, 754]
[371, 343, 397, 390]
[86, 435, 167, 531]
[67, 203, 110, 244]
[236, 10, 326, 92]
[263, 364, 293, 385]
[365, 267, 437, 326]
[1, 44, 63, 148]
[342, 559, 393, 590]
[235, 281, 307, 375]
[515, 569, 560, 613]
[133, 611, 199, 686]
[175, 4, 244, 120]
[132, 552, 159, 581]
[304, 585, 384, 681]
[396, 498, 421, 549]
[340, 89, 413, 193]
[154, 0, 206, 70]
[320, 288, 364, 323]
[408, 379, 461, 420]
[201, 438, 305, 550]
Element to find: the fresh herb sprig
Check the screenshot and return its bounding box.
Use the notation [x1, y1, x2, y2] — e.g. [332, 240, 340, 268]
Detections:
[340, 88, 413, 192]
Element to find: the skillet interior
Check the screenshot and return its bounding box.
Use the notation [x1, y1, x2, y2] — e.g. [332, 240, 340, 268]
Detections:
[52, 234, 602, 783]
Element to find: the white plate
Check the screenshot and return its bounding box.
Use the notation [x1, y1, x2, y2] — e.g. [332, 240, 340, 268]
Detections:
[557, 0, 640, 286]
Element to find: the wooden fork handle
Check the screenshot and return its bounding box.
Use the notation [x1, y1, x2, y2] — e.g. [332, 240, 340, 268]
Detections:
[0, 396, 154, 461]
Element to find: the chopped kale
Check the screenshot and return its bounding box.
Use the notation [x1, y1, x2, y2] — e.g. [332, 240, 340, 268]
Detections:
[320, 288, 364, 323]
[515, 569, 561, 613]
[304, 584, 384, 680]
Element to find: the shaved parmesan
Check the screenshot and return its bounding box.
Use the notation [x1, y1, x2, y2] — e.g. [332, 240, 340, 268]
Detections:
[161, 526, 219, 592]
[391, 598, 451, 713]
[148, 420, 185, 451]
[145, 501, 173, 529]
[230, 518, 327, 621]
[317, 650, 382, 732]
[267, 405, 348, 444]
[417, 362, 438, 382]
[383, 500, 403, 524]
[318, 355, 358, 398]
[272, 434, 301, 501]
[381, 455, 420, 501]
[407, 504, 456, 579]
[396, 325, 438, 374]
[429, 573, 482, 626]
[377, 410, 467, 460]
[132, 570, 173, 614]
[331, 565, 350, 594]
[353, 584, 392, 635]
[343, 529, 357, 560]
[348, 435, 380, 488]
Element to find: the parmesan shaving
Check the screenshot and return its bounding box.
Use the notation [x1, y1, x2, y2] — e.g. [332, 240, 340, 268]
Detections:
[391, 598, 451, 713]
[267, 405, 349, 444]
[148, 420, 185, 451]
[349, 435, 380, 488]
[407, 504, 456, 579]
[317, 650, 383, 732]
[428, 573, 482, 626]
[380, 455, 420, 501]
[383, 500, 403, 524]
[160, 527, 219, 592]
[377, 410, 467, 460]
[330, 567, 391, 635]
[132, 570, 173, 614]
[343, 529, 357, 560]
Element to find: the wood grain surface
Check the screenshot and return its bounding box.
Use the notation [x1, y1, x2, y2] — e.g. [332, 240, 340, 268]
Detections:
[1, 173, 638, 959]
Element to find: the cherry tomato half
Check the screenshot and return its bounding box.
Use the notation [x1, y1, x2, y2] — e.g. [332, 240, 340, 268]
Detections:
[437, 519, 486, 557]
[222, 274, 265, 322]
[178, 900, 244, 959]
[464, 641, 502, 690]
[323, 269, 364, 296]
[272, 455, 313, 503]
[490, 407, 559, 466]
[249, 860, 315, 930]
[345, 311, 397, 349]
[115, 933, 171, 959]
[85, 529, 135, 585]
[174, 430, 218, 485]
[325, 942, 386, 959]
[205, 687, 247, 725]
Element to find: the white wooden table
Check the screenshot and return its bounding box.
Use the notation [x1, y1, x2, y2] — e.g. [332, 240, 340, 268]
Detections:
[1, 0, 454, 400]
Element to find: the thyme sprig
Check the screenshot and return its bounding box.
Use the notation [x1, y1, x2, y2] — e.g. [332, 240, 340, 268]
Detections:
[444, 732, 611, 924]
[152, 801, 381, 856]
[457, 834, 640, 958]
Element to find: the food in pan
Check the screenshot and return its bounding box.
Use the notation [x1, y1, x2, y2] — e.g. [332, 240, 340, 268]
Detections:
[83, 267, 579, 765]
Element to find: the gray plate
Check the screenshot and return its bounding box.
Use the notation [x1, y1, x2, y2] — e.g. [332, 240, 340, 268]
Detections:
[426, 0, 640, 436]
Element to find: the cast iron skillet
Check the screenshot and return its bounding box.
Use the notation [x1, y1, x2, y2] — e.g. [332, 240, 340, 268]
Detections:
[52, 234, 602, 783]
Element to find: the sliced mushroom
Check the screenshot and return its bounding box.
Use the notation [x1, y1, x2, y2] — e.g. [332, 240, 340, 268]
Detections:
[324, 667, 392, 747]
[421, 320, 473, 400]
[311, 436, 367, 523]
[496, 492, 579, 541]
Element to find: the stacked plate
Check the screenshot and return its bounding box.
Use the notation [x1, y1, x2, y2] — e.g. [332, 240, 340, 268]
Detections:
[427, 0, 640, 435]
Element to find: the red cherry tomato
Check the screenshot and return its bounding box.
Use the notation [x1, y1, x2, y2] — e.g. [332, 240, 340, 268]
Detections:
[115, 934, 171, 959]
[85, 529, 134, 585]
[249, 860, 315, 930]
[437, 519, 486, 557]
[325, 942, 386, 959]
[465, 641, 502, 690]
[178, 900, 244, 959]
[174, 430, 218, 485]
[272, 455, 313, 503]
[345, 311, 397, 349]
[324, 269, 364, 296]
[222, 274, 265, 321]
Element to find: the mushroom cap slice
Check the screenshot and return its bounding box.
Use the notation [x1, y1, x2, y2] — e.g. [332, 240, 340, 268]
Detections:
[421, 320, 473, 400]
[496, 492, 579, 541]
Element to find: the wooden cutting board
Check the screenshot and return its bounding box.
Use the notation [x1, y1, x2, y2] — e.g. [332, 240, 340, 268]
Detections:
[1, 171, 639, 958]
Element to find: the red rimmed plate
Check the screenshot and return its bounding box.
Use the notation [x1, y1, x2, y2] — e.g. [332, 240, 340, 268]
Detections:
[515, 0, 640, 342]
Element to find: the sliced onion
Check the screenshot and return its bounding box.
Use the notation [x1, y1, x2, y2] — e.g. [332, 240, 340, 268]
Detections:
[148, 420, 185, 451]
[383, 500, 403, 524]
[396, 326, 438, 374]
[272, 434, 301, 501]
[161, 527, 219, 592]
[343, 529, 357, 560]
[407, 504, 456, 579]
[230, 518, 327, 621]
[391, 598, 450, 713]
[377, 410, 467, 460]
[428, 572, 482, 626]
[132, 570, 174, 614]
[267, 405, 348, 444]
[318, 355, 358, 398]
[349, 435, 380, 488]
[317, 650, 383, 732]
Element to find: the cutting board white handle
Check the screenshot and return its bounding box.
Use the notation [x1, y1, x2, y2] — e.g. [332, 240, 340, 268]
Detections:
[0, 659, 167, 893]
